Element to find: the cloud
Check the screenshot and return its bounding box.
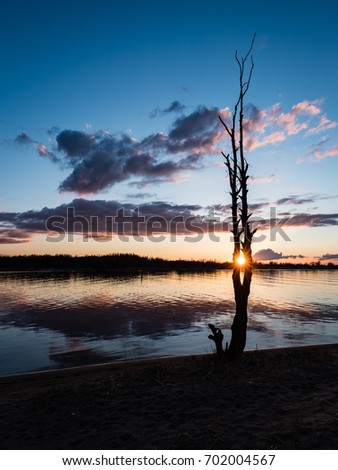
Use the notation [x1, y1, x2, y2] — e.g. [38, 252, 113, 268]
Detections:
[14, 132, 34, 146]
[305, 114, 337, 135]
[34, 144, 59, 162]
[243, 99, 337, 153]
[55, 128, 206, 193]
[57, 136, 132, 193]
[150, 100, 186, 118]
[249, 174, 276, 184]
[291, 100, 321, 116]
[276, 195, 315, 205]
[2, 198, 249, 243]
[298, 137, 338, 163]
[245, 131, 286, 151]
[0, 199, 206, 242]
[253, 248, 306, 261]
[314, 144, 338, 161]
[1, 198, 338, 244]
[0, 229, 32, 244]
[167, 106, 229, 154]
[211, 201, 269, 215]
[28, 105, 223, 194]
[56, 130, 96, 157]
[280, 212, 338, 227]
[319, 253, 338, 261]
[12, 132, 59, 162]
[13, 98, 337, 195]
[125, 193, 157, 199]
[127, 175, 187, 189]
[253, 249, 283, 261]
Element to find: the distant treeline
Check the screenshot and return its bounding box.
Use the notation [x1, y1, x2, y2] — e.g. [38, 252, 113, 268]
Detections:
[0, 254, 230, 272]
[0, 254, 337, 272]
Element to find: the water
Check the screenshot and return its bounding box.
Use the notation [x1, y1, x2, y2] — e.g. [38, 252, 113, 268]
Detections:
[0, 269, 337, 376]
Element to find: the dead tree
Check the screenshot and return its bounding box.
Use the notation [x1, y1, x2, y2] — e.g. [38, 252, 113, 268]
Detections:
[209, 36, 256, 359]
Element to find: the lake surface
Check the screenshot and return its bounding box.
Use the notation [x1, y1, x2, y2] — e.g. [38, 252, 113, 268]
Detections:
[0, 269, 338, 376]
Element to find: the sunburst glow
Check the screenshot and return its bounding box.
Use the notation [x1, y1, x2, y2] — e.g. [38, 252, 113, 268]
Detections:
[236, 253, 246, 266]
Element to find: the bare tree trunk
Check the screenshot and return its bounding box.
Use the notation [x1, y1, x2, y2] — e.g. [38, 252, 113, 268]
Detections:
[210, 36, 256, 359]
[228, 264, 252, 358]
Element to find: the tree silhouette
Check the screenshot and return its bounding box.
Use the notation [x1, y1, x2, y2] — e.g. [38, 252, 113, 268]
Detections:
[209, 36, 256, 359]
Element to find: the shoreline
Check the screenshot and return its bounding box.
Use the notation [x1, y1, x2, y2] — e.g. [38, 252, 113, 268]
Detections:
[1, 344, 338, 449]
[2, 342, 338, 382]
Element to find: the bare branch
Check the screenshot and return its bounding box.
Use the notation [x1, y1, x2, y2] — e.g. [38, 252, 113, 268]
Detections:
[243, 33, 256, 63]
[218, 115, 232, 137]
[242, 58, 254, 96]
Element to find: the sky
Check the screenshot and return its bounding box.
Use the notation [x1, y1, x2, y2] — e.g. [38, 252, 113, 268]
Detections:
[1, 0, 338, 263]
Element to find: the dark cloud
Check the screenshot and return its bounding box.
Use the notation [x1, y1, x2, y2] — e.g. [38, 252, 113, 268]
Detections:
[56, 130, 204, 193]
[167, 105, 223, 154]
[14, 105, 224, 194]
[14, 132, 34, 146]
[51, 107, 218, 193]
[140, 132, 168, 151]
[126, 153, 202, 177]
[253, 249, 306, 261]
[59, 144, 127, 193]
[286, 213, 338, 227]
[210, 202, 269, 215]
[165, 101, 186, 114]
[13, 131, 59, 162]
[150, 100, 185, 118]
[277, 195, 314, 205]
[170, 107, 213, 140]
[319, 253, 338, 261]
[56, 130, 95, 157]
[249, 202, 270, 211]
[1, 198, 338, 245]
[253, 249, 283, 261]
[0, 198, 205, 242]
[125, 193, 156, 199]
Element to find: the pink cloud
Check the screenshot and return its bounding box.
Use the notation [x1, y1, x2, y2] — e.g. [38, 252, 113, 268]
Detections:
[240, 99, 336, 153]
[306, 114, 337, 135]
[314, 144, 338, 160]
[35, 144, 49, 156]
[291, 100, 322, 116]
[299, 140, 338, 163]
[35, 143, 55, 159]
[243, 109, 267, 135]
[244, 131, 286, 151]
[271, 100, 321, 135]
[249, 173, 276, 184]
[0, 229, 32, 244]
[219, 107, 231, 122]
[274, 111, 307, 135]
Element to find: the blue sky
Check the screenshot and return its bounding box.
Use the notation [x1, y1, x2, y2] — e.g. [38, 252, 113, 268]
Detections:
[1, 0, 338, 262]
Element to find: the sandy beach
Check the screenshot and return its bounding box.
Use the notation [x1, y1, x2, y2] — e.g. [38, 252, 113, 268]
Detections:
[1, 345, 338, 450]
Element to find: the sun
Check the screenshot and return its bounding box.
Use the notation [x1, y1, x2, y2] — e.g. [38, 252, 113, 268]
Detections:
[236, 253, 246, 266]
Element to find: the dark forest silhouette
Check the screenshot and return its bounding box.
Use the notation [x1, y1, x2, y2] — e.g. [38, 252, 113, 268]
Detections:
[0, 254, 335, 273]
[0, 254, 228, 272]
